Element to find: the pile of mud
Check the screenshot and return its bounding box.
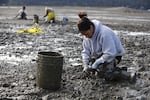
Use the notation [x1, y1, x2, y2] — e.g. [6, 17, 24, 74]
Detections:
[0, 20, 150, 100]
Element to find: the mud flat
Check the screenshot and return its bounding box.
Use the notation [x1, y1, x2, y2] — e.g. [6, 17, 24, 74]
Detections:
[0, 6, 150, 100]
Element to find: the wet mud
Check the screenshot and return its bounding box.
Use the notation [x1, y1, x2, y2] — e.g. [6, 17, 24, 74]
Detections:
[0, 6, 150, 100]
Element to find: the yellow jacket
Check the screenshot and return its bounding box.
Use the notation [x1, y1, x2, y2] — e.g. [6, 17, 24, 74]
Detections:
[47, 11, 55, 21]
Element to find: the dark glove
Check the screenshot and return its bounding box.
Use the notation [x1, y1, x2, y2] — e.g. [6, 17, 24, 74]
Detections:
[82, 67, 97, 75]
[82, 68, 90, 77]
[87, 68, 98, 75]
[82, 68, 98, 79]
[116, 56, 122, 64]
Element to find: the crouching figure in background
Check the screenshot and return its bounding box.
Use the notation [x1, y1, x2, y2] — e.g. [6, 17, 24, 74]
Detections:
[15, 6, 27, 20]
[33, 14, 39, 24]
[43, 7, 56, 23]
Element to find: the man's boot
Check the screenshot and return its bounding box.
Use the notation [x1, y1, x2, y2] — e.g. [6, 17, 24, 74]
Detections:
[129, 72, 137, 83]
[120, 71, 136, 83]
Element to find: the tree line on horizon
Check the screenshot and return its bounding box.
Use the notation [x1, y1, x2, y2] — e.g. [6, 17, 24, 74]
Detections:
[0, 0, 150, 10]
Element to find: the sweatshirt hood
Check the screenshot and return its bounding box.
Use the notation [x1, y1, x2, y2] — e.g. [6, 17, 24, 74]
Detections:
[91, 20, 102, 40]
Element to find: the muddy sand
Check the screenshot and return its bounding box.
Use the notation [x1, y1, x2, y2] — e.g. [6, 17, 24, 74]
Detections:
[0, 6, 150, 100]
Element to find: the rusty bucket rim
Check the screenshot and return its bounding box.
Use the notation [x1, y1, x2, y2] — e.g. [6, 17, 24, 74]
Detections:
[38, 51, 63, 58]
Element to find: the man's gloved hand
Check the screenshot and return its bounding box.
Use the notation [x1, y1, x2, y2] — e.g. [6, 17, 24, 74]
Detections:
[82, 67, 98, 79]
[82, 61, 90, 73]
[92, 59, 101, 69]
[87, 68, 98, 75]
[83, 67, 89, 73]
[82, 65, 91, 78]
[82, 61, 99, 78]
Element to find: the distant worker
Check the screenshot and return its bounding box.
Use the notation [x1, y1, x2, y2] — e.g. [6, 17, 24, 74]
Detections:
[43, 7, 56, 23]
[78, 11, 87, 19]
[15, 6, 27, 20]
[33, 14, 39, 24]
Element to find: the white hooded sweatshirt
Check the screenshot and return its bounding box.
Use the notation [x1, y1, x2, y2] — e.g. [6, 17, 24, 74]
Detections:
[82, 20, 125, 65]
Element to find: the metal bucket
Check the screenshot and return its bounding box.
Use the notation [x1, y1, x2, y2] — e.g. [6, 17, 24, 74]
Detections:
[36, 51, 63, 90]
